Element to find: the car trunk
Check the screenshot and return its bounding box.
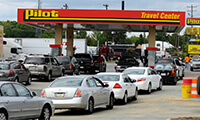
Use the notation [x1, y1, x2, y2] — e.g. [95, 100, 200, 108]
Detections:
[24, 64, 45, 72]
[0, 70, 10, 77]
[45, 87, 78, 99]
[156, 69, 173, 77]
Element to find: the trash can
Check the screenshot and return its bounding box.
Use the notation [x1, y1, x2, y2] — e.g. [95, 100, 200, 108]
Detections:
[182, 78, 192, 99]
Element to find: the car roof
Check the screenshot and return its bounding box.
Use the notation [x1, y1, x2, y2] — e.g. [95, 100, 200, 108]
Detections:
[156, 62, 173, 65]
[96, 72, 123, 75]
[125, 67, 148, 70]
[0, 81, 17, 86]
[55, 75, 91, 80]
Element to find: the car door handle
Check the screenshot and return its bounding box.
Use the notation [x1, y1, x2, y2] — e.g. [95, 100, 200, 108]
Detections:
[5, 100, 9, 104]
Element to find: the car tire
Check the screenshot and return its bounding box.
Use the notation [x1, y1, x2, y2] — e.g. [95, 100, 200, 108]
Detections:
[106, 94, 114, 109]
[87, 98, 94, 114]
[0, 110, 7, 120]
[157, 80, 162, 91]
[61, 71, 64, 76]
[26, 76, 32, 85]
[46, 73, 52, 82]
[14, 78, 19, 83]
[39, 105, 51, 120]
[146, 83, 152, 94]
[190, 67, 193, 71]
[76, 69, 80, 75]
[173, 77, 177, 85]
[197, 76, 200, 95]
[103, 66, 106, 72]
[132, 88, 138, 101]
[121, 92, 128, 105]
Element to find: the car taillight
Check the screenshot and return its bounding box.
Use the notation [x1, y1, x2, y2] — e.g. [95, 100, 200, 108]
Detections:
[44, 66, 47, 71]
[75, 89, 82, 97]
[174, 65, 177, 70]
[90, 61, 93, 65]
[69, 65, 72, 69]
[137, 78, 146, 82]
[41, 89, 45, 97]
[171, 70, 175, 75]
[113, 83, 122, 88]
[9, 70, 14, 76]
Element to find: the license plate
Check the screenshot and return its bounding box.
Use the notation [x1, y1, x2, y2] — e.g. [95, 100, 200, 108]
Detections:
[55, 93, 65, 98]
[0, 73, 3, 76]
[161, 73, 166, 76]
[29, 66, 36, 70]
[80, 66, 84, 69]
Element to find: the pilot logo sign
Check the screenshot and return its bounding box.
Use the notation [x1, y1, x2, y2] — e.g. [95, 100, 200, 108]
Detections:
[24, 10, 58, 21]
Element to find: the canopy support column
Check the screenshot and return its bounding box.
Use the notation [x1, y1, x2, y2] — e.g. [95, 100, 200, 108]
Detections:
[148, 25, 156, 67]
[66, 24, 74, 56]
[55, 24, 63, 55]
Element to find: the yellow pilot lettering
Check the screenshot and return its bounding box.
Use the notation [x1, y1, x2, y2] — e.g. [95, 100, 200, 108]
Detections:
[25, 9, 58, 20]
[160, 13, 180, 19]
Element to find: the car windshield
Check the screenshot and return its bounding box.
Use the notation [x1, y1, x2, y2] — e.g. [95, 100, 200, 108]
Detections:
[50, 78, 83, 87]
[192, 57, 200, 62]
[0, 64, 9, 70]
[56, 57, 70, 64]
[96, 75, 120, 81]
[123, 69, 145, 75]
[154, 64, 173, 69]
[24, 57, 49, 64]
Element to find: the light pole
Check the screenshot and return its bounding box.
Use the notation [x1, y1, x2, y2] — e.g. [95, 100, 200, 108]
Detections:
[103, 4, 109, 60]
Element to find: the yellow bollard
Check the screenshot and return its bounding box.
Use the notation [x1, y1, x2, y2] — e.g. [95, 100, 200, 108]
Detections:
[182, 78, 192, 99]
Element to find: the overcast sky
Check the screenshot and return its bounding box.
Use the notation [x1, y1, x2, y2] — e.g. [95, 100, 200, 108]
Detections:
[0, 0, 200, 35]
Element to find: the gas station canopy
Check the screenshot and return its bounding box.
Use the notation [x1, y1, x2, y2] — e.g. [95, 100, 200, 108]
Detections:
[18, 9, 185, 33]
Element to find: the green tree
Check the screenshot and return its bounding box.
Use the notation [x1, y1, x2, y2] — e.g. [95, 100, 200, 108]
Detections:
[42, 30, 55, 38]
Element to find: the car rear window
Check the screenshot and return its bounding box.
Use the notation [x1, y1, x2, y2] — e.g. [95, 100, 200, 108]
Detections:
[50, 78, 83, 87]
[74, 54, 91, 60]
[24, 57, 49, 64]
[154, 64, 173, 69]
[96, 75, 119, 81]
[0, 64, 9, 70]
[56, 57, 70, 64]
[123, 69, 145, 75]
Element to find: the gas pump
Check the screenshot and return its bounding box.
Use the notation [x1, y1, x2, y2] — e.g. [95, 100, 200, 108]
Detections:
[50, 44, 62, 56]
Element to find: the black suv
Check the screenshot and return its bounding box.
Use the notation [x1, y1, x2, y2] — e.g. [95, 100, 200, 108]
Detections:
[56, 56, 80, 75]
[115, 56, 139, 72]
[74, 53, 95, 73]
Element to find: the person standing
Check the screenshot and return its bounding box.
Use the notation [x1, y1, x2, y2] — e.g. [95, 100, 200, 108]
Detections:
[184, 55, 190, 69]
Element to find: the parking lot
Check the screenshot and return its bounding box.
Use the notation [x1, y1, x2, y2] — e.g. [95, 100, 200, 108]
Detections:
[27, 63, 200, 120]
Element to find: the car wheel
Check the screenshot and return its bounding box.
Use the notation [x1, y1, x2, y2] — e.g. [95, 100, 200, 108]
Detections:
[0, 110, 7, 120]
[76, 69, 80, 75]
[46, 74, 52, 82]
[121, 92, 128, 105]
[39, 105, 51, 120]
[173, 77, 177, 85]
[26, 76, 32, 85]
[132, 88, 138, 100]
[103, 66, 106, 72]
[197, 76, 200, 95]
[106, 94, 114, 109]
[14, 78, 19, 83]
[87, 98, 94, 114]
[146, 83, 152, 94]
[157, 80, 162, 91]
[190, 67, 193, 71]
[61, 71, 64, 76]
[182, 71, 185, 77]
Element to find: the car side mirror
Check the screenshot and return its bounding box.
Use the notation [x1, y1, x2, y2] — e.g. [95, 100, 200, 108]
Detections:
[103, 83, 109, 87]
[32, 91, 37, 97]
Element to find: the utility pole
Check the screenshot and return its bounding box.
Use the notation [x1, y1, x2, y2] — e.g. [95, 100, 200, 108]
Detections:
[36, 0, 42, 37]
[187, 5, 197, 39]
[103, 4, 109, 60]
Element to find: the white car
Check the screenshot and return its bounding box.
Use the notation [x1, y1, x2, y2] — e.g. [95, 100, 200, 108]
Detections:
[41, 76, 114, 114]
[123, 67, 162, 94]
[96, 72, 138, 104]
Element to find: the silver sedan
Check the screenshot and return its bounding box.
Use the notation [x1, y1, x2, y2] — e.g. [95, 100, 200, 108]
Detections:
[41, 76, 115, 114]
[0, 81, 55, 120]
